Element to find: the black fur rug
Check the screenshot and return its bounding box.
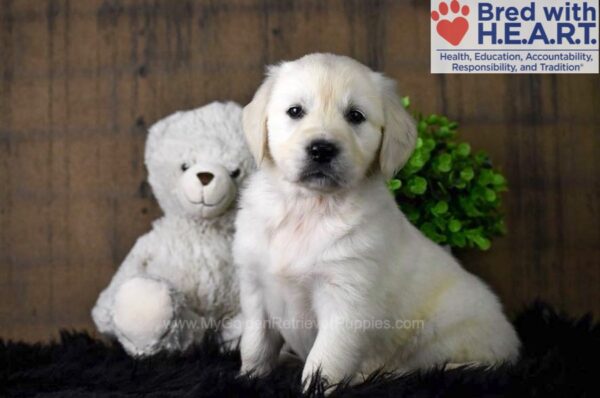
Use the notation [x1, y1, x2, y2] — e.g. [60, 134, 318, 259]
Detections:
[1, 302, 598, 397]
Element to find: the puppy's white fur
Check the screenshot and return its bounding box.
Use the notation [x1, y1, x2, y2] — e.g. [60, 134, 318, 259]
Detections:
[234, 54, 520, 387]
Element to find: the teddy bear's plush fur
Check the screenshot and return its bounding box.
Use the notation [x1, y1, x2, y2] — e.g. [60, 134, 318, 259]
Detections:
[92, 101, 254, 356]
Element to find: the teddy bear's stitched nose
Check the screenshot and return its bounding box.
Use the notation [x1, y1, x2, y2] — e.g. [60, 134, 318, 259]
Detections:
[197, 172, 214, 186]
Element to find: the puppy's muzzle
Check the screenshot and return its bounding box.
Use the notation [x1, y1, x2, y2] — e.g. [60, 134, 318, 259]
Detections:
[299, 139, 345, 189]
[306, 139, 339, 164]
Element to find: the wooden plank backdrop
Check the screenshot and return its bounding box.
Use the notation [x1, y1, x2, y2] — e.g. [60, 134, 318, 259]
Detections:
[0, 0, 598, 342]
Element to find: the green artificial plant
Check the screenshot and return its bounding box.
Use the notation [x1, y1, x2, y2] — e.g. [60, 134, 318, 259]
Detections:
[388, 97, 507, 251]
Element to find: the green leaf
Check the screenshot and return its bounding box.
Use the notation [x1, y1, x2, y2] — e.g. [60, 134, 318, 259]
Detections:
[460, 167, 474, 181]
[454, 180, 467, 189]
[484, 188, 497, 202]
[448, 219, 462, 233]
[478, 169, 494, 186]
[427, 114, 439, 124]
[420, 222, 446, 244]
[436, 153, 452, 173]
[423, 138, 436, 152]
[437, 125, 451, 138]
[387, 179, 402, 191]
[431, 201, 449, 216]
[492, 173, 506, 186]
[456, 143, 471, 157]
[463, 228, 491, 250]
[408, 176, 427, 195]
[432, 216, 447, 231]
[460, 196, 483, 217]
[450, 232, 466, 247]
[473, 235, 491, 250]
[401, 96, 411, 109]
[409, 152, 425, 169]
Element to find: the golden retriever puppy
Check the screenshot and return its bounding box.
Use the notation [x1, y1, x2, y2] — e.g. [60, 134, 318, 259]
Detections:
[234, 53, 519, 388]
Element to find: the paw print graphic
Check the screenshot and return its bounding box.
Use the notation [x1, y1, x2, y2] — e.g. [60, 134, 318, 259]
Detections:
[431, 0, 470, 46]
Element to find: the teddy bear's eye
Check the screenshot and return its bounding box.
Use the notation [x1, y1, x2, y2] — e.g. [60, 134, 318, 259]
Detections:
[230, 168, 241, 178]
[181, 163, 190, 172]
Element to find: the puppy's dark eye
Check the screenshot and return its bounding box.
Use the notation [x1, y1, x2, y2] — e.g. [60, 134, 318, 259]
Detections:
[181, 163, 189, 172]
[230, 168, 241, 178]
[286, 106, 305, 119]
[345, 109, 366, 125]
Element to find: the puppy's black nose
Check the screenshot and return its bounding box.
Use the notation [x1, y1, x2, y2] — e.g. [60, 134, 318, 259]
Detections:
[307, 140, 339, 164]
[197, 172, 214, 186]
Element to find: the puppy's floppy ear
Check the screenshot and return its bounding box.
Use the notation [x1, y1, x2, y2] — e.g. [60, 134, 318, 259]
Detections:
[242, 69, 278, 164]
[376, 75, 417, 179]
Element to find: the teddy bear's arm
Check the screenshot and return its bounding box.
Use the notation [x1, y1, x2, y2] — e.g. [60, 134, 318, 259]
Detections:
[91, 232, 157, 336]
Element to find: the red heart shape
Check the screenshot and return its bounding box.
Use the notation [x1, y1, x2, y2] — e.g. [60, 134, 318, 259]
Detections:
[436, 17, 469, 46]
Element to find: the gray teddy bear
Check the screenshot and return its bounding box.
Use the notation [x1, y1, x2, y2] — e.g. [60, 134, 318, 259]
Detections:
[92, 101, 254, 356]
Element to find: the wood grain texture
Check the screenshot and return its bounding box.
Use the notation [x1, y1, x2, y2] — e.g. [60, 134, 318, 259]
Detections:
[0, 0, 598, 342]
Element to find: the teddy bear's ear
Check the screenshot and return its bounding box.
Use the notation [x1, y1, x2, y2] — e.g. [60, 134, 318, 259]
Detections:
[242, 68, 278, 164]
[145, 111, 184, 165]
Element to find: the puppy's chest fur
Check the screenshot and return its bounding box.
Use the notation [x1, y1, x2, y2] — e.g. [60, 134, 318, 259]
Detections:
[263, 195, 354, 282]
[245, 192, 360, 358]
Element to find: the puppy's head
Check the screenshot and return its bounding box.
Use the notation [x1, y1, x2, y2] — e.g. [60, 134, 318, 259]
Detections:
[243, 53, 416, 192]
